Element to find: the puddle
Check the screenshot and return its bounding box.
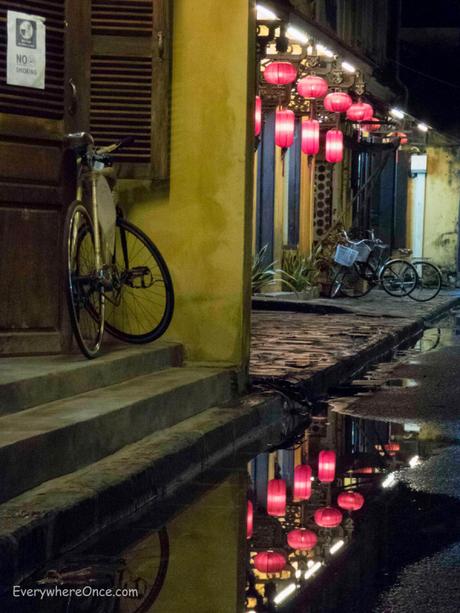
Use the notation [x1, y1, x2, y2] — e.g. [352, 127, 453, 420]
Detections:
[383, 378, 418, 388]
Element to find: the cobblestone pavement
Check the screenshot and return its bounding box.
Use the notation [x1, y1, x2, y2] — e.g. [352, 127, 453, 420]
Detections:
[250, 290, 460, 383]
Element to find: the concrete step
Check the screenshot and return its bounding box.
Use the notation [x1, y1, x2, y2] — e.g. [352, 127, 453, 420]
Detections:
[0, 392, 285, 589]
[0, 365, 236, 503]
[0, 342, 184, 417]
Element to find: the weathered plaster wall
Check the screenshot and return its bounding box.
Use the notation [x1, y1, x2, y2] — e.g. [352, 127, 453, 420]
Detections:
[119, 0, 255, 366]
[424, 146, 460, 271]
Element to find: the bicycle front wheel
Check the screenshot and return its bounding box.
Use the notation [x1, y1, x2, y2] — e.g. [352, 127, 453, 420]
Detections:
[64, 201, 105, 358]
[104, 218, 174, 343]
[380, 259, 417, 297]
[409, 261, 442, 302]
[331, 263, 374, 298]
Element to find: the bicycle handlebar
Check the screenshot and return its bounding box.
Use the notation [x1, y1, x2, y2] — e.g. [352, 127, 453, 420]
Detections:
[96, 136, 135, 155]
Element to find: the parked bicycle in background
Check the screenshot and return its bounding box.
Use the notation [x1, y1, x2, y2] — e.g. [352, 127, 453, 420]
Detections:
[63, 132, 174, 358]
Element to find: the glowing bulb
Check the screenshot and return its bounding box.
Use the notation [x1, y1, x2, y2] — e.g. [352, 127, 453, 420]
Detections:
[317, 43, 334, 57]
[287, 26, 309, 44]
[274, 583, 297, 604]
[409, 455, 420, 467]
[304, 561, 322, 579]
[390, 108, 405, 119]
[256, 4, 278, 20]
[330, 539, 345, 555]
[342, 61, 356, 73]
[382, 473, 397, 488]
[417, 123, 429, 132]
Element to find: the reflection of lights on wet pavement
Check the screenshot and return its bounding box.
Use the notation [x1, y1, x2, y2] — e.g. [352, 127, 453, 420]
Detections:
[304, 561, 322, 579]
[273, 582, 297, 604]
[330, 539, 345, 555]
[409, 455, 420, 468]
[382, 473, 397, 488]
[295, 569, 302, 578]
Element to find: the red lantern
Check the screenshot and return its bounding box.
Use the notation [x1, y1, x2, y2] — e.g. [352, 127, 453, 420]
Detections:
[253, 550, 287, 574]
[324, 91, 352, 113]
[314, 507, 343, 528]
[384, 443, 400, 452]
[325, 129, 343, 163]
[267, 478, 286, 516]
[264, 61, 297, 85]
[337, 491, 365, 512]
[247, 500, 254, 539]
[275, 108, 295, 149]
[388, 131, 408, 145]
[346, 102, 373, 122]
[363, 117, 381, 132]
[293, 464, 312, 500]
[297, 75, 328, 99]
[301, 119, 320, 156]
[255, 96, 262, 137]
[287, 528, 317, 551]
[318, 450, 336, 482]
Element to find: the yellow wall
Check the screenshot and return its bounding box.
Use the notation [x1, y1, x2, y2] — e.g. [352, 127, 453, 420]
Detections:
[424, 146, 459, 269]
[119, 0, 255, 367]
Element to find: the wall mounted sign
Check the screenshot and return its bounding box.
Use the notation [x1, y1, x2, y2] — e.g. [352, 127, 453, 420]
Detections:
[7, 10, 46, 89]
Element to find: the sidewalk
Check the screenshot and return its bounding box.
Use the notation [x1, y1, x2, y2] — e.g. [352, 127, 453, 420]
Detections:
[251, 290, 460, 395]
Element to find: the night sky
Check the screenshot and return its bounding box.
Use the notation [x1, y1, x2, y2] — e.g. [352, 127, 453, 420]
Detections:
[399, 1, 460, 135]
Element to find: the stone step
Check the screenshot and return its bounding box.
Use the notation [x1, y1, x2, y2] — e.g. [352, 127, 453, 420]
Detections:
[0, 342, 184, 417]
[0, 365, 236, 503]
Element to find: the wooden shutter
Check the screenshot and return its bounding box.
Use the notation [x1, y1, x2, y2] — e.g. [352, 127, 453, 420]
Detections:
[0, 0, 65, 119]
[89, 0, 170, 181]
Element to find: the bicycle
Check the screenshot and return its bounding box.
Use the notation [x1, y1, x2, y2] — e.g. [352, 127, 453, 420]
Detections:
[329, 231, 418, 299]
[63, 132, 174, 358]
[397, 249, 442, 302]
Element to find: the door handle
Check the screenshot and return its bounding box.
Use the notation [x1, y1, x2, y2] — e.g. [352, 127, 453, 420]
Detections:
[68, 78, 77, 116]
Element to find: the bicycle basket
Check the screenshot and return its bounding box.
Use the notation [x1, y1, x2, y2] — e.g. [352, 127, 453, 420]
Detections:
[334, 245, 359, 267]
[354, 242, 372, 262]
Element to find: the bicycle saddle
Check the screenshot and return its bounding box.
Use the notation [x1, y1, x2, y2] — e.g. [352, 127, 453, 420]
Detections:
[64, 132, 94, 150]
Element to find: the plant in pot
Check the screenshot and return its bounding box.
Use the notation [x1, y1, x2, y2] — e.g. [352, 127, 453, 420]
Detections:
[279, 248, 320, 298]
[252, 244, 277, 294]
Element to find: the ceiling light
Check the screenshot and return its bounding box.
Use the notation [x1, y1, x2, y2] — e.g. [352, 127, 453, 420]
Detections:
[341, 61, 356, 73]
[409, 455, 420, 467]
[390, 108, 405, 119]
[330, 539, 345, 555]
[287, 26, 309, 44]
[304, 561, 322, 579]
[256, 4, 278, 20]
[417, 123, 429, 132]
[316, 43, 334, 58]
[382, 472, 397, 488]
[273, 583, 297, 604]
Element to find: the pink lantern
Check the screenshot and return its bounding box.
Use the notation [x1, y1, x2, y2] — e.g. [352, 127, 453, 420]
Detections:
[255, 96, 262, 137]
[314, 507, 343, 528]
[337, 491, 365, 512]
[346, 102, 374, 122]
[318, 450, 336, 482]
[325, 129, 344, 163]
[267, 478, 286, 516]
[287, 528, 318, 551]
[363, 117, 381, 132]
[301, 119, 320, 155]
[293, 464, 312, 500]
[297, 75, 328, 99]
[275, 108, 295, 149]
[254, 550, 287, 574]
[264, 61, 297, 85]
[247, 500, 254, 539]
[324, 91, 352, 113]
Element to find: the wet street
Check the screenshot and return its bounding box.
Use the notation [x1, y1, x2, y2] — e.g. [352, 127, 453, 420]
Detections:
[2, 308, 460, 613]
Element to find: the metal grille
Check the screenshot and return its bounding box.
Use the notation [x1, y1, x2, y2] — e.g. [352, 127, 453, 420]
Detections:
[0, 0, 65, 119]
[313, 161, 333, 239]
[92, 0, 153, 36]
[90, 55, 152, 163]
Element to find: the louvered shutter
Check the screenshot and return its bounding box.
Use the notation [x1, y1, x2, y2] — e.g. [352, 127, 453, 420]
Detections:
[0, 0, 65, 119]
[90, 0, 170, 181]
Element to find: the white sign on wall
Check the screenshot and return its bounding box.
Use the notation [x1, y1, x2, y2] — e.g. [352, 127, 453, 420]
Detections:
[7, 10, 46, 89]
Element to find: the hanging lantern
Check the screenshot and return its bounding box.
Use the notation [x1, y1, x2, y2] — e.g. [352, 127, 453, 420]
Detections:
[318, 450, 336, 482]
[275, 108, 295, 149]
[324, 91, 352, 113]
[255, 96, 262, 137]
[297, 75, 328, 99]
[363, 117, 381, 132]
[264, 61, 297, 85]
[293, 464, 312, 500]
[325, 129, 344, 163]
[247, 500, 254, 539]
[253, 550, 287, 574]
[337, 491, 365, 512]
[287, 528, 318, 551]
[301, 119, 320, 155]
[267, 478, 286, 516]
[346, 102, 373, 122]
[388, 131, 408, 145]
[384, 443, 400, 452]
[314, 507, 343, 528]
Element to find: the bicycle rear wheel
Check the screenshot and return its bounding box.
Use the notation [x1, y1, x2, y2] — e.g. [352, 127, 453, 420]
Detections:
[331, 263, 374, 298]
[104, 217, 174, 343]
[64, 201, 105, 358]
[408, 261, 442, 301]
[380, 259, 417, 297]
